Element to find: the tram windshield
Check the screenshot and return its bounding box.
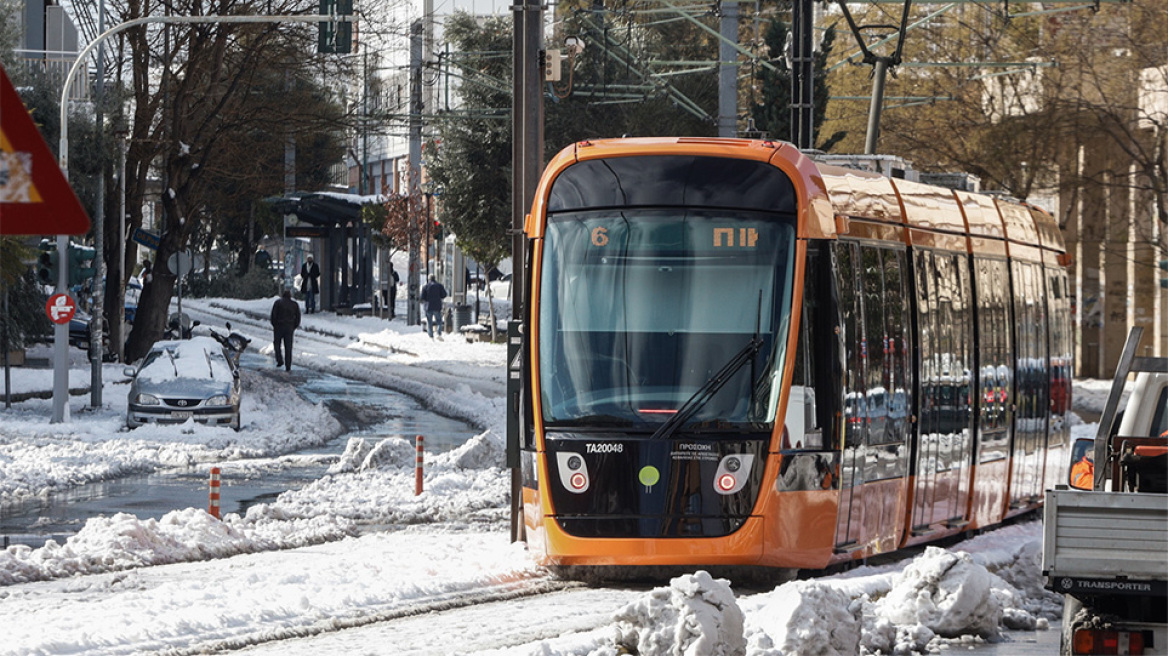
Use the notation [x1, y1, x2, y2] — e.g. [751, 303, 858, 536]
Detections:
[538, 209, 797, 432]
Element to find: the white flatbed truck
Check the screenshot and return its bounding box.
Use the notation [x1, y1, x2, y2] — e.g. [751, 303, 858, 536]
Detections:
[1043, 327, 1168, 656]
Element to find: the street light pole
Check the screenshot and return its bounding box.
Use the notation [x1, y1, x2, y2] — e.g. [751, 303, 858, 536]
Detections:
[51, 11, 357, 423]
[117, 130, 127, 364]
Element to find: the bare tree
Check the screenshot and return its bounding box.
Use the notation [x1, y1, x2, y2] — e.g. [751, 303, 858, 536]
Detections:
[96, 0, 357, 361]
[1042, 3, 1167, 249]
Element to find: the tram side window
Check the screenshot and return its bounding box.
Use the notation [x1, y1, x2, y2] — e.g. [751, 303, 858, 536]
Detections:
[935, 253, 958, 439]
[862, 246, 888, 445]
[974, 256, 1011, 462]
[883, 249, 912, 446]
[835, 242, 865, 448]
[1012, 261, 1049, 425]
[915, 250, 939, 445]
[954, 254, 973, 434]
[852, 244, 911, 447]
[792, 245, 840, 449]
[1046, 266, 1072, 444]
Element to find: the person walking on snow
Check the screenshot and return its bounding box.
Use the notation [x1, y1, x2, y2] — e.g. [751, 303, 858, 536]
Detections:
[270, 289, 301, 371]
[388, 262, 400, 319]
[421, 274, 447, 339]
[300, 255, 321, 314]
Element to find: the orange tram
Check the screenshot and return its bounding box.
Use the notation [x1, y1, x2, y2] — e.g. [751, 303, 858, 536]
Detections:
[506, 137, 1073, 573]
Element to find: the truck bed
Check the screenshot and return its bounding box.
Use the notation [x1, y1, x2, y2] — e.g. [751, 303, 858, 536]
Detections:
[1043, 488, 1168, 585]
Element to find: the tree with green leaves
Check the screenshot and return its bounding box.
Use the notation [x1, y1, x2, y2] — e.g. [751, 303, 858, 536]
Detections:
[195, 69, 347, 277]
[425, 13, 513, 339]
[544, 0, 719, 151]
[426, 9, 728, 315]
[0, 239, 50, 362]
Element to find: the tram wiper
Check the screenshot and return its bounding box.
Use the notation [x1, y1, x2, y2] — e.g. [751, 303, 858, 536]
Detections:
[556, 413, 638, 428]
[648, 335, 764, 441]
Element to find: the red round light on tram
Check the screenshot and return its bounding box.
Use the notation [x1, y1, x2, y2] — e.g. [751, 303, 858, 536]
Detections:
[717, 474, 736, 491]
[570, 472, 587, 489]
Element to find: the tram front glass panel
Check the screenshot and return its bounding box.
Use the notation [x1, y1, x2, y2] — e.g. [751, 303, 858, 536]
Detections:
[538, 155, 799, 434]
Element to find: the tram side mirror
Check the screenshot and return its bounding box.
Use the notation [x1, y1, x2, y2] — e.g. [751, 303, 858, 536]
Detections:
[123, 366, 136, 378]
[1068, 437, 1095, 491]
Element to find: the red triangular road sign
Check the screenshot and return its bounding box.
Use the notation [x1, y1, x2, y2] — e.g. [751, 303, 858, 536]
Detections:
[0, 62, 90, 235]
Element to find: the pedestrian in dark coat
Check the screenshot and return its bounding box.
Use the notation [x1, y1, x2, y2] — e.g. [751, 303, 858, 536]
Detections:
[300, 255, 321, 314]
[270, 289, 301, 371]
[421, 274, 447, 339]
[388, 263, 400, 319]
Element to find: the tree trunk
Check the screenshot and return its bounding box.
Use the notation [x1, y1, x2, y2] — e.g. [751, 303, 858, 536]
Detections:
[124, 217, 185, 362]
[124, 265, 175, 362]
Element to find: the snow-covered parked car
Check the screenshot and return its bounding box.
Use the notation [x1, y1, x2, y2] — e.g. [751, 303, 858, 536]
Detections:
[124, 336, 242, 431]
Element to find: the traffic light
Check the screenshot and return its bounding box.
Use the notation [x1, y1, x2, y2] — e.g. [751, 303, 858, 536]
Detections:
[68, 242, 96, 287]
[433, 219, 442, 241]
[37, 241, 59, 285]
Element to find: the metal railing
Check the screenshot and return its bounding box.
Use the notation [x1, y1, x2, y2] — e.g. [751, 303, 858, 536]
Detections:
[12, 49, 88, 101]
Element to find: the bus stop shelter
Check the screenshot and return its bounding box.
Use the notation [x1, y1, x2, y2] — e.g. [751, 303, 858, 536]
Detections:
[266, 192, 384, 313]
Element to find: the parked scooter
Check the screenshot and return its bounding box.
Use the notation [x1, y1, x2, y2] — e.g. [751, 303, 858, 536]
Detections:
[208, 321, 251, 367]
[163, 313, 199, 340]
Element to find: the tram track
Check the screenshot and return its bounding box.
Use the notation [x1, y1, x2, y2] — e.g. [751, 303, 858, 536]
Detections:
[158, 576, 588, 655]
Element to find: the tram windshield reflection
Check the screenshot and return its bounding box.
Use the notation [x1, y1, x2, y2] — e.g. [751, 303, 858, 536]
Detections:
[538, 209, 797, 432]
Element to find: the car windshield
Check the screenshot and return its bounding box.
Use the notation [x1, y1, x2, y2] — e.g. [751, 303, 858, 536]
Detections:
[137, 337, 233, 383]
[537, 209, 797, 432]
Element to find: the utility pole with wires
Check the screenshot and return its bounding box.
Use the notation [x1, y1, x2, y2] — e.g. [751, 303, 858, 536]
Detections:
[407, 20, 423, 327]
[789, 0, 816, 149]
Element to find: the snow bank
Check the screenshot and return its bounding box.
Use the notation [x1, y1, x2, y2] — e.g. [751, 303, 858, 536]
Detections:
[582, 531, 1053, 656]
[272, 429, 511, 525]
[0, 371, 341, 505]
[0, 507, 353, 585]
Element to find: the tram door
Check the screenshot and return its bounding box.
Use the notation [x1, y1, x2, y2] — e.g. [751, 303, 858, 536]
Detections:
[1007, 261, 1049, 510]
[832, 242, 912, 553]
[911, 250, 975, 532]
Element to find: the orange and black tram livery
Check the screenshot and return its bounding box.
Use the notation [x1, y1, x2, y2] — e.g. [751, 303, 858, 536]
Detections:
[506, 137, 1072, 572]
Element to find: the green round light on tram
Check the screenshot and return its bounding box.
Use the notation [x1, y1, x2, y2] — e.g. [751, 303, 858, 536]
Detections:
[638, 466, 660, 487]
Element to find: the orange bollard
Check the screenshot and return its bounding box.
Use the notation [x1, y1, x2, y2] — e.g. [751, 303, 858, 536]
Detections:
[209, 467, 221, 519]
[415, 435, 424, 496]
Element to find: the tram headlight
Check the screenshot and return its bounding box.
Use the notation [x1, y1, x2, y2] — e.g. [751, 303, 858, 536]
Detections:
[713, 454, 754, 495]
[555, 452, 591, 494]
[717, 473, 737, 492]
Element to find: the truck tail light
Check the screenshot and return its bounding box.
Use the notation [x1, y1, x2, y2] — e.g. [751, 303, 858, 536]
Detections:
[1072, 628, 1145, 655]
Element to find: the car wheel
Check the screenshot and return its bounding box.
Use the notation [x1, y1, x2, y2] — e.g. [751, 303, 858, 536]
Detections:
[232, 412, 241, 432]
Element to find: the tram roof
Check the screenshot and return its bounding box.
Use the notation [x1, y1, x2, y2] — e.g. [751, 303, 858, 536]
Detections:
[812, 159, 1065, 257]
[529, 138, 1066, 259]
[816, 164, 904, 225]
[1030, 205, 1066, 253]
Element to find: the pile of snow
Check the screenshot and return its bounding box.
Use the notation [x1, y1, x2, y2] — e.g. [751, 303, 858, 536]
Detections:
[274, 430, 511, 525]
[328, 436, 416, 473]
[582, 535, 1059, 656]
[612, 571, 747, 655]
[0, 507, 353, 585]
[747, 580, 861, 656]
